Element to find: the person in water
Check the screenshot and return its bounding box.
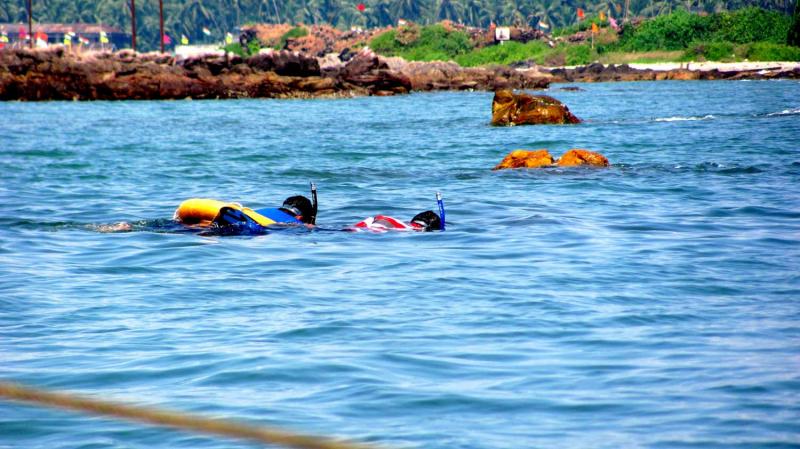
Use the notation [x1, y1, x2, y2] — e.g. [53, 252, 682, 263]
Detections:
[352, 210, 442, 232]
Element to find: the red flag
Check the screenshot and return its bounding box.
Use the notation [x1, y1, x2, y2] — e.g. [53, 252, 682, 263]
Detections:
[357, 3, 365, 12]
[577, 8, 585, 20]
[162, 33, 172, 44]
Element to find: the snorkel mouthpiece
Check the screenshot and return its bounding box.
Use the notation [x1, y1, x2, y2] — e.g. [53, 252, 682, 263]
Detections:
[436, 192, 445, 231]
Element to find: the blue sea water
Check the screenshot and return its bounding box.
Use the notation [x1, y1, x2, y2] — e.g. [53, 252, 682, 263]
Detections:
[1, 80, 799, 449]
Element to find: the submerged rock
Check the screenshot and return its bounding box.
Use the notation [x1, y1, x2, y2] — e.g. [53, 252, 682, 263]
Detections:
[493, 149, 555, 170]
[557, 149, 610, 167]
[491, 89, 581, 126]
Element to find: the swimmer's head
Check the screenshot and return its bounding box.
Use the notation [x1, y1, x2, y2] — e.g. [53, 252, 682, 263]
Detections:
[410, 210, 441, 231]
[281, 195, 314, 224]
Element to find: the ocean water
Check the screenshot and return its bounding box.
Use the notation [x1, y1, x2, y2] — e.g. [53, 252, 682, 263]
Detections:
[1, 80, 799, 449]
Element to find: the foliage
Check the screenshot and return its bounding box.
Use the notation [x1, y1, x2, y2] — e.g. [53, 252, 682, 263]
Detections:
[615, 9, 719, 51]
[715, 7, 792, 43]
[222, 40, 261, 58]
[2, 0, 797, 52]
[683, 40, 736, 60]
[615, 7, 792, 52]
[745, 41, 800, 59]
[277, 25, 308, 49]
[682, 40, 800, 60]
[368, 24, 472, 61]
[454, 40, 551, 66]
[787, 0, 800, 45]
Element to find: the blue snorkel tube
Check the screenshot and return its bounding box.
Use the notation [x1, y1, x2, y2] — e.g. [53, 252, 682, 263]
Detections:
[436, 192, 446, 231]
[310, 182, 318, 225]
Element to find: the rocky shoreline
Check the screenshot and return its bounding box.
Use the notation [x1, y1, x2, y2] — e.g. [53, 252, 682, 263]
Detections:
[2, 46, 798, 101]
[543, 61, 800, 82]
[0, 47, 549, 101]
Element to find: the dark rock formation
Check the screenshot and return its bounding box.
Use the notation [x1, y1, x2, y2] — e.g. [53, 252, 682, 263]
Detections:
[491, 89, 581, 126]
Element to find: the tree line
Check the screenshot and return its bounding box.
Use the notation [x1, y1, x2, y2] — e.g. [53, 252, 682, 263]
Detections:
[0, 0, 796, 51]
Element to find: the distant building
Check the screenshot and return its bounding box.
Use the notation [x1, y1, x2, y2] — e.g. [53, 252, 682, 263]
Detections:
[0, 23, 129, 50]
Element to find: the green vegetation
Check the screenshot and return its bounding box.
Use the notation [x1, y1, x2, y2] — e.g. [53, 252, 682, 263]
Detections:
[222, 39, 261, 57]
[277, 26, 309, 49]
[369, 7, 799, 66]
[2, 0, 797, 52]
[370, 24, 472, 61]
[789, 0, 800, 46]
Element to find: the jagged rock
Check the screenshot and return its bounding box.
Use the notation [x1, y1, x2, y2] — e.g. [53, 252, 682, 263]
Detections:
[493, 149, 555, 170]
[491, 89, 581, 126]
[557, 149, 610, 167]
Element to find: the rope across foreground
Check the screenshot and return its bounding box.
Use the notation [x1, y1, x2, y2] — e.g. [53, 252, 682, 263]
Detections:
[0, 381, 381, 449]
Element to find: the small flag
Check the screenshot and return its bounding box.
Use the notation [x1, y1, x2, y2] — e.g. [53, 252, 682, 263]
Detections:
[79, 35, 90, 45]
[577, 8, 585, 20]
[592, 22, 599, 33]
[609, 16, 619, 30]
[357, 3, 366, 12]
[99, 31, 109, 44]
[538, 21, 550, 30]
[202, 27, 211, 36]
[162, 33, 171, 44]
[599, 11, 606, 21]
[225, 32, 233, 44]
[181, 34, 189, 45]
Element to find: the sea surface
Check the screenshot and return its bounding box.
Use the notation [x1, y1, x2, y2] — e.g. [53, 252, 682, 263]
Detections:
[1, 81, 799, 449]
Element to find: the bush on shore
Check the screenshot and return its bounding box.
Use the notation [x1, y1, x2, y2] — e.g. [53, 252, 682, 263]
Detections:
[683, 41, 800, 61]
[616, 7, 792, 52]
[369, 24, 472, 61]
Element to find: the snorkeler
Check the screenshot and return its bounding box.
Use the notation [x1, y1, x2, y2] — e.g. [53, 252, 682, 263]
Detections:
[351, 193, 446, 232]
[352, 210, 441, 232]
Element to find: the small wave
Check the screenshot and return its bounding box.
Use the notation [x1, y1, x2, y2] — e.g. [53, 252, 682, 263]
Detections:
[654, 114, 715, 122]
[765, 107, 800, 117]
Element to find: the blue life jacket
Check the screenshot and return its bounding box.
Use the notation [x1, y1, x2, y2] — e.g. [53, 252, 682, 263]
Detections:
[255, 208, 304, 225]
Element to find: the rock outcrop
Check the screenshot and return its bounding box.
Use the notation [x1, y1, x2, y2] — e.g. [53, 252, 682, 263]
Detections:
[493, 149, 555, 170]
[494, 148, 609, 170]
[384, 59, 550, 91]
[557, 149, 610, 167]
[0, 47, 412, 101]
[491, 89, 581, 126]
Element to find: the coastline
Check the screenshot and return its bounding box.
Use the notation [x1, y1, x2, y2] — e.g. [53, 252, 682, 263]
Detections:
[540, 60, 800, 82]
[2, 46, 798, 102]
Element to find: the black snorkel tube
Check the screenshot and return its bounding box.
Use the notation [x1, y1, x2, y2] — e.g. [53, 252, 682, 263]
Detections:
[436, 192, 445, 231]
[310, 182, 318, 225]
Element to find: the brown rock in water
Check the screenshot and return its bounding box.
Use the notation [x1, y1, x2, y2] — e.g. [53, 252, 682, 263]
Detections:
[491, 89, 581, 126]
[557, 149, 610, 167]
[493, 149, 555, 170]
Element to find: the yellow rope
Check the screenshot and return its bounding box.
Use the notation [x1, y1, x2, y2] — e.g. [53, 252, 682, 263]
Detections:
[0, 381, 380, 449]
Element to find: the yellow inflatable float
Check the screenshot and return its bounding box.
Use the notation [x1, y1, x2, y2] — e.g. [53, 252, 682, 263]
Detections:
[173, 198, 278, 227]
